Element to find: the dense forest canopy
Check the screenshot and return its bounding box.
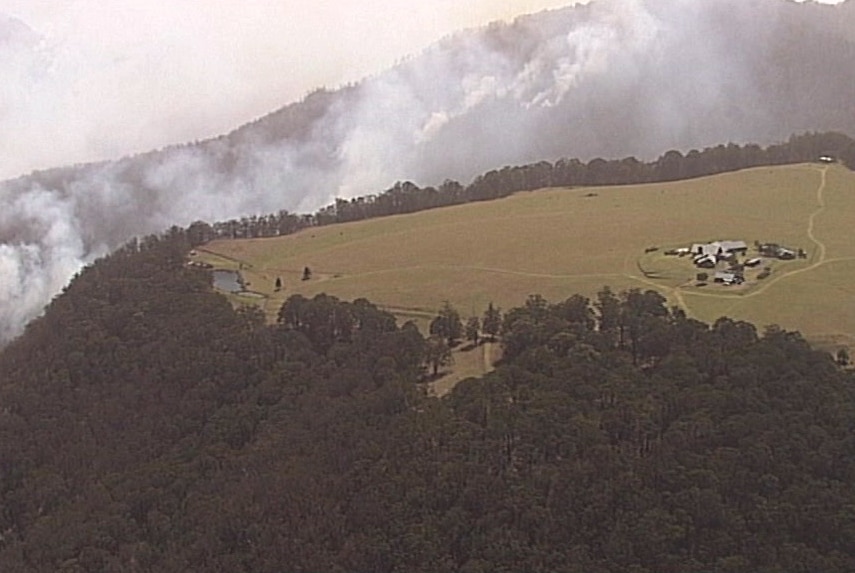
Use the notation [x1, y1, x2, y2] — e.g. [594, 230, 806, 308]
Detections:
[1, 229, 853, 572]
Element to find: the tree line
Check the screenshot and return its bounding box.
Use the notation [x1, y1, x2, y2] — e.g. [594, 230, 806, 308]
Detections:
[189, 131, 855, 244]
[1, 230, 854, 571]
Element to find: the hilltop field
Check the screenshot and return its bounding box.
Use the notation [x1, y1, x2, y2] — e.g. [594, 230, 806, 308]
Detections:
[197, 163, 855, 353]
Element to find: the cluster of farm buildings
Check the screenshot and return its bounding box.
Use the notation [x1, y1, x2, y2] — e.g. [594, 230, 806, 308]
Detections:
[666, 240, 803, 286]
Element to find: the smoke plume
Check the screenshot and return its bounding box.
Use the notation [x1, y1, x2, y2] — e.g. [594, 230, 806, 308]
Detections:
[1, 0, 854, 342]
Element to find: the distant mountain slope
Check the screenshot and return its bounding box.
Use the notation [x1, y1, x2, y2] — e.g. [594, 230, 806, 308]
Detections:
[227, 0, 855, 187]
[1, 0, 854, 342]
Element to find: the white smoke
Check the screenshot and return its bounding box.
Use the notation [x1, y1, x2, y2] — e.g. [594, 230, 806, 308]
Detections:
[0, 0, 853, 342]
[519, 0, 662, 107]
[0, 185, 89, 341]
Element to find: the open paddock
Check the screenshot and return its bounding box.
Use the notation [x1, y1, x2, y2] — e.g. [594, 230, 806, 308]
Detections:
[199, 163, 855, 351]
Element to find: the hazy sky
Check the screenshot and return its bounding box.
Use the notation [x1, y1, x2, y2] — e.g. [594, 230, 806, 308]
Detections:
[0, 0, 596, 179]
[0, 0, 844, 180]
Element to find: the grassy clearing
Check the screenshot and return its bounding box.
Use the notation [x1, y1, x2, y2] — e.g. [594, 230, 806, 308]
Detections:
[199, 163, 855, 352]
[426, 341, 501, 397]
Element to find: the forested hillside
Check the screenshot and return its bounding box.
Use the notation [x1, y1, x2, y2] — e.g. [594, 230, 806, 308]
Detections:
[1, 232, 854, 572]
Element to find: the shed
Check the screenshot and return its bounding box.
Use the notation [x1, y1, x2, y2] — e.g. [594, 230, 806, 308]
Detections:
[714, 271, 742, 285]
[719, 240, 748, 253]
[695, 255, 716, 269]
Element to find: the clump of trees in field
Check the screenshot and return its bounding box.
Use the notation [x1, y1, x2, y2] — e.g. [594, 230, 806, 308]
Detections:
[427, 300, 503, 347]
[425, 301, 503, 376]
[429, 301, 463, 345]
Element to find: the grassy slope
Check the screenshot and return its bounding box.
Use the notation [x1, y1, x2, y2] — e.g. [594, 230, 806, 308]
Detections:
[199, 163, 855, 352]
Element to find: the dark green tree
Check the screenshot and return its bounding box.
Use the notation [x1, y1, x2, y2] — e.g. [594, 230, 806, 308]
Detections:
[595, 286, 622, 348]
[837, 347, 850, 367]
[424, 335, 453, 376]
[429, 301, 463, 346]
[277, 293, 356, 353]
[482, 302, 502, 342]
[465, 316, 481, 346]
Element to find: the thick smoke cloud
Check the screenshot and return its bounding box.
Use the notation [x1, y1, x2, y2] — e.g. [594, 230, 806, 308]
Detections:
[0, 1, 584, 182]
[0, 0, 853, 342]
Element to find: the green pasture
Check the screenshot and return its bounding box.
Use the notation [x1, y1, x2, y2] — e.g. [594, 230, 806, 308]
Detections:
[198, 163, 855, 351]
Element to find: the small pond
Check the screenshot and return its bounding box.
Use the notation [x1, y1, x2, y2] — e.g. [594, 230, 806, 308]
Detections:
[212, 269, 243, 293]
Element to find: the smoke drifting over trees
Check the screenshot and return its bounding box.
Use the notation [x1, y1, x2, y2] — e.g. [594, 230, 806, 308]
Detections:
[1, 0, 854, 342]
